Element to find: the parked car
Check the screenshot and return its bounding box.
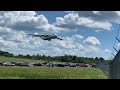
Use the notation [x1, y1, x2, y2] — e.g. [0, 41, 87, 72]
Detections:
[15, 62, 29, 66]
[3, 62, 15, 66]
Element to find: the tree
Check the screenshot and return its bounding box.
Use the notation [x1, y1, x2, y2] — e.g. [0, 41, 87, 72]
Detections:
[99, 57, 105, 62]
[72, 55, 76, 62]
[61, 57, 65, 62]
[26, 54, 31, 59]
[95, 57, 99, 60]
[95, 57, 99, 63]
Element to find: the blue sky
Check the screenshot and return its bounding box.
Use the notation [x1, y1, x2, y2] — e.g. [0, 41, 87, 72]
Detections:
[0, 11, 120, 59]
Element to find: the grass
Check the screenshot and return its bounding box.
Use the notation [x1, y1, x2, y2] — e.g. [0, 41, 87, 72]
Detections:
[0, 66, 107, 79]
[0, 56, 107, 79]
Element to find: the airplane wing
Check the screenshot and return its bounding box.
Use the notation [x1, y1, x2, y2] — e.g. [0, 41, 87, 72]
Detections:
[28, 34, 33, 35]
[34, 35, 41, 37]
[28, 34, 41, 37]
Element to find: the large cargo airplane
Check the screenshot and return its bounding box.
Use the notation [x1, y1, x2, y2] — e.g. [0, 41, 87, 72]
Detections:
[28, 34, 63, 41]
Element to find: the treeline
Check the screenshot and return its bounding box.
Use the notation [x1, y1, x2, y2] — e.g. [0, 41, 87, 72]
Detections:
[0, 50, 109, 64]
[0, 50, 14, 57]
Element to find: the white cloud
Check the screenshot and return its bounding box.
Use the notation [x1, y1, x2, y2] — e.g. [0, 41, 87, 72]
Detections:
[0, 11, 118, 34]
[0, 11, 115, 58]
[85, 45, 100, 54]
[0, 11, 68, 33]
[0, 11, 120, 34]
[0, 37, 17, 48]
[115, 43, 120, 51]
[65, 11, 75, 13]
[0, 30, 101, 57]
[72, 34, 84, 39]
[54, 12, 112, 32]
[0, 26, 12, 34]
[114, 11, 120, 16]
[76, 11, 119, 22]
[104, 49, 111, 53]
[1, 36, 101, 59]
[92, 11, 100, 15]
[83, 36, 100, 46]
[0, 26, 28, 43]
[36, 24, 69, 33]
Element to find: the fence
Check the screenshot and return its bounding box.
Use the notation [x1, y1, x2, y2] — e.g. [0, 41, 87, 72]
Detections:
[109, 50, 120, 79]
[96, 61, 109, 78]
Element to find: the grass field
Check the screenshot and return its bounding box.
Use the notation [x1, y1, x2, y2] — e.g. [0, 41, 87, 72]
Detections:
[0, 56, 107, 79]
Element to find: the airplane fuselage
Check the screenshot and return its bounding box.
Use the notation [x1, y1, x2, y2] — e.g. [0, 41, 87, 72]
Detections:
[40, 35, 57, 41]
[29, 34, 61, 41]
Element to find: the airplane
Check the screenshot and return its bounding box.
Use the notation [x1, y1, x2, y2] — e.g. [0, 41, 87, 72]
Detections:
[28, 34, 63, 41]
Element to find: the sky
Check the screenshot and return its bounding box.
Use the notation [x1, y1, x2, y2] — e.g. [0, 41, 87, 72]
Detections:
[0, 11, 120, 60]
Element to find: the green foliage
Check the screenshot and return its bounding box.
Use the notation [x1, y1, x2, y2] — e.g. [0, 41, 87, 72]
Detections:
[0, 50, 109, 64]
[0, 50, 14, 57]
